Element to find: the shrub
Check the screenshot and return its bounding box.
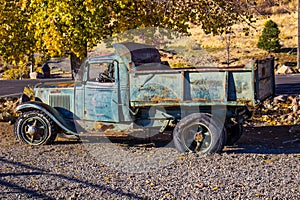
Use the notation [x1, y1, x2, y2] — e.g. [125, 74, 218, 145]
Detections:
[257, 20, 281, 53]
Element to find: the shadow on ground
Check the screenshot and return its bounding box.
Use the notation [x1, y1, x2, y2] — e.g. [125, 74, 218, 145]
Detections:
[226, 126, 300, 154]
[54, 125, 300, 155]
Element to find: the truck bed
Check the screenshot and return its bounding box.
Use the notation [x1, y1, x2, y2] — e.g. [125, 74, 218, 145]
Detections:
[129, 59, 275, 108]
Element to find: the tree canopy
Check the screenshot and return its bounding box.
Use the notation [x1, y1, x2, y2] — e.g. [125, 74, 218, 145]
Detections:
[29, 0, 112, 58]
[0, 0, 35, 65]
[110, 0, 252, 35]
[0, 0, 252, 76]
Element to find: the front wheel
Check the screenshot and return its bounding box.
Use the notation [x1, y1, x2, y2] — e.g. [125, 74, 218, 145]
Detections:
[173, 113, 225, 154]
[14, 111, 57, 145]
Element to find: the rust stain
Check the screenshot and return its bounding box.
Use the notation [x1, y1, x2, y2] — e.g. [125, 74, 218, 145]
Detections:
[236, 99, 252, 106]
[94, 122, 115, 132]
[192, 98, 207, 102]
[150, 97, 180, 102]
[55, 82, 75, 87]
[163, 89, 169, 96]
[104, 131, 128, 137]
[37, 82, 75, 88]
[50, 90, 62, 94]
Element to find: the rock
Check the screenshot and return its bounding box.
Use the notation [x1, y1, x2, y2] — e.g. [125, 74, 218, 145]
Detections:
[191, 43, 201, 50]
[275, 65, 295, 74]
[292, 104, 298, 113]
[286, 114, 293, 121]
[291, 97, 299, 113]
[273, 95, 288, 104]
[288, 95, 295, 101]
[292, 97, 298, 105]
[252, 94, 300, 126]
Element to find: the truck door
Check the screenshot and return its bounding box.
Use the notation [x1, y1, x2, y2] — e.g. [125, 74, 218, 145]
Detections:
[83, 60, 119, 122]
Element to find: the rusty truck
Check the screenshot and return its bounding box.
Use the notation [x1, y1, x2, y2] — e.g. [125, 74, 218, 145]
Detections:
[14, 42, 275, 154]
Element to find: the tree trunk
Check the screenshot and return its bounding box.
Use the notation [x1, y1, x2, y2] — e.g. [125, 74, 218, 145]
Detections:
[70, 44, 87, 80]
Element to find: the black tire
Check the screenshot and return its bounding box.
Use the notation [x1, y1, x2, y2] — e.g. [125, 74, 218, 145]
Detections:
[14, 111, 57, 145]
[226, 123, 243, 146]
[173, 113, 225, 154]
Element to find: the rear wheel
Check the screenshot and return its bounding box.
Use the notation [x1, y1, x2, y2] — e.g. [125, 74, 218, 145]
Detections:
[226, 123, 243, 146]
[173, 113, 225, 154]
[14, 111, 57, 145]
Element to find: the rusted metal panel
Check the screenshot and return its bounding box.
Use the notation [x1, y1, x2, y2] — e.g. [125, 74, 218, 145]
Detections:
[257, 59, 273, 79]
[129, 72, 182, 106]
[49, 94, 70, 110]
[227, 71, 255, 103]
[129, 67, 257, 107]
[258, 77, 274, 100]
[255, 58, 275, 101]
[188, 72, 226, 102]
[84, 82, 119, 122]
[34, 82, 75, 117]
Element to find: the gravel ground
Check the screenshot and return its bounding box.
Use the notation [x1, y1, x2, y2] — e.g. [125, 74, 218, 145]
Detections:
[0, 123, 299, 199]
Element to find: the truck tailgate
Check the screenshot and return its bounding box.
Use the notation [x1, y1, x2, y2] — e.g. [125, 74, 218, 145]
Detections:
[255, 58, 275, 101]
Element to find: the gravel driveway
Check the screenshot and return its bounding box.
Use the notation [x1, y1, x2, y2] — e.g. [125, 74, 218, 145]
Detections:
[0, 123, 299, 199]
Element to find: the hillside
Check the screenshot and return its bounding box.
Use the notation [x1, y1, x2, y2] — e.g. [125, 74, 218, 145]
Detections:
[190, 0, 298, 68]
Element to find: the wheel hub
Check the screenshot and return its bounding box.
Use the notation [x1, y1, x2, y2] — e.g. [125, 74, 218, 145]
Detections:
[194, 132, 204, 143]
[28, 126, 37, 135]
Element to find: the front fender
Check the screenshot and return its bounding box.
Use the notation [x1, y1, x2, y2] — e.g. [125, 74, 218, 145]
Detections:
[16, 101, 78, 135]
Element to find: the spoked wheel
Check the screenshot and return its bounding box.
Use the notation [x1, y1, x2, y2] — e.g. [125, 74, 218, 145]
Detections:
[173, 113, 225, 154]
[14, 111, 57, 145]
[181, 122, 212, 152]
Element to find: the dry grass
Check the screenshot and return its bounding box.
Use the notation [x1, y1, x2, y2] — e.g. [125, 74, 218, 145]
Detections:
[189, 2, 298, 66]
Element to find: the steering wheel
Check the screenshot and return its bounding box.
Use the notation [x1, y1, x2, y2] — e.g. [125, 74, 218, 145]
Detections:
[98, 72, 114, 82]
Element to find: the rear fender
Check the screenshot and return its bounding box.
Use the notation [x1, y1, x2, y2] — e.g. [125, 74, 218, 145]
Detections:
[16, 101, 78, 135]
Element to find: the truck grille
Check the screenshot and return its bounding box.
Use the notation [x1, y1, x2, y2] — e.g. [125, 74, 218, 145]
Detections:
[49, 95, 70, 110]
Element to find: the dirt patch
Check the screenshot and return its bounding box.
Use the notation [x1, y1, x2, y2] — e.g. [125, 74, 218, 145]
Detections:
[238, 125, 300, 150]
[0, 122, 17, 146]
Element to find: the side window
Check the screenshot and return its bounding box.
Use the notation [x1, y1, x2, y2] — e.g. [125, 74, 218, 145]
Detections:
[75, 62, 86, 82]
[88, 62, 115, 82]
